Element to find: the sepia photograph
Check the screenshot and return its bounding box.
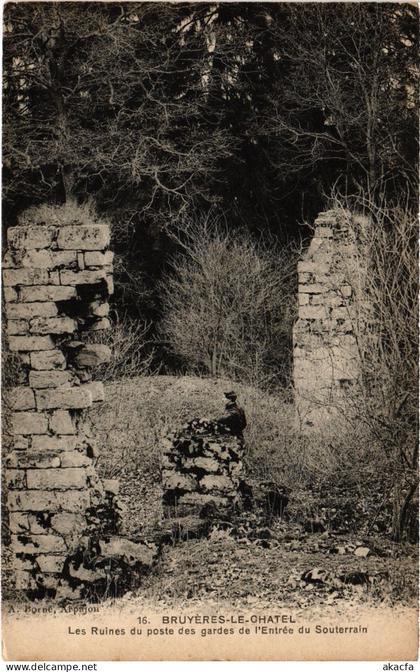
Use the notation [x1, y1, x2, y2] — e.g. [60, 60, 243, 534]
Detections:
[1, 0, 418, 662]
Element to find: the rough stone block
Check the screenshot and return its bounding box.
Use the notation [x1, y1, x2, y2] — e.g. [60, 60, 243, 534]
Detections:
[98, 537, 157, 568]
[331, 307, 351, 321]
[14, 436, 30, 450]
[36, 555, 67, 573]
[162, 472, 197, 491]
[105, 275, 114, 296]
[177, 493, 229, 508]
[324, 294, 343, 308]
[14, 557, 35, 574]
[9, 387, 36, 411]
[298, 294, 309, 306]
[76, 251, 85, 270]
[334, 334, 359, 352]
[60, 452, 92, 468]
[11, 533, 67, 554]
[11, 411, 48, 435]
[330, 359, 358, 382]
[49, 410, 76, 435]
[316, 226, 334, 238]
[4, 215, 114, 591]
[7, 226, 56, 250]
[35, 387, 92, 410]
[59, 269, 106, 286]
[3, 268, 50, 286]
[29, 370, 71, 389]
[14, 249, 50, 269]
[19, 285, 77, 302]
[299, 305, 327, 320]
[27, 468, 87, 490]
[20, 250, 77, 269]
[31, 350, 66, 370]
[8, 490, 90, 513]
[200, 474, 233, 492]
[299, 284, 324, 294]
[50, 513, 85, 535]
[8, 512, 29, 534]
[31, 435, 78, 452]
[2, 251, 15, 268]
[30, 316, 77, 335]
[189, 457, 220, 473]
[86, 318, 111, 331]
[7, 320, 29, 335]
[84, 250, 114, 267]
[15, 559, 36, 577]
[48, 270, 61, 285]
[7, 302, 58, 320]
[26, 511, 58, 535]
[341, 285, 353, 297]
[38, 574, 61, 590]
[103, 479, 120, 495]
[73, 344, 111, 368]
[300, 273, 312, 284]
[293, 346, 306, 359]
[6, 470, 26, 489]
[6, 451, 61, 470]
[89, 300, 110, 317]
[320, 272, 346, 287]
[57, 225, 110, 251]
[3, 286, 18, 302]
[307, 237, 331, 256]
[81, 381, 104, 402]
[161, 454, 176, 470]
[297, 261, 330, 275]
[15, 571, 37, 591]
[8, 335, 55, 352]
[297, 261, 316, 274]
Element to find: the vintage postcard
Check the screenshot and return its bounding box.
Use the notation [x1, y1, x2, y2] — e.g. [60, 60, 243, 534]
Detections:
[1, 1, 418, 662]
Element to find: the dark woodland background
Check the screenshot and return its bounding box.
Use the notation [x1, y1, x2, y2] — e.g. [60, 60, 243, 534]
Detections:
[3, 3, 418, 363]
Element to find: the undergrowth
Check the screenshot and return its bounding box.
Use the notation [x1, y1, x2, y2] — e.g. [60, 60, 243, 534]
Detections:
[91, 374, 397, 537]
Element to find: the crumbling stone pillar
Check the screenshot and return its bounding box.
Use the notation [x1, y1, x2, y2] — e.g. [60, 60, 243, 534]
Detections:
[3, 215, 113, 597]
[293, 209, 369, 430]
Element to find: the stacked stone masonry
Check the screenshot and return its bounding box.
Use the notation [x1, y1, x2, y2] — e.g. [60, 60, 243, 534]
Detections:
[3, 218, 113, 597]
[293, 209, 369, 430]
[162, 420, 245, 517]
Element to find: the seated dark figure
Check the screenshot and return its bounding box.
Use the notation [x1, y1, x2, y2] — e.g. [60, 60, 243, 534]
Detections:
[217, 391, 247, 438]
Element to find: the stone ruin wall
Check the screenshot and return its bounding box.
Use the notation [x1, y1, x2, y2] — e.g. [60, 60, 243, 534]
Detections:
[3, 218, 114, 597]
[293, 209, 369, 430]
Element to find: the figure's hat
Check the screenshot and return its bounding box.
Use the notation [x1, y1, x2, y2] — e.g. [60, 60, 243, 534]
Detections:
[224, 390, 237, 401]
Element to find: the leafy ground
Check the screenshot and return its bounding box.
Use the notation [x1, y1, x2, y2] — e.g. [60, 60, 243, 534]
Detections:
[88, 375, 418, 611]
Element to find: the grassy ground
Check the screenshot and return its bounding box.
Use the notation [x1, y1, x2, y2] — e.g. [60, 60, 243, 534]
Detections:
[88, 375, 418, 610]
